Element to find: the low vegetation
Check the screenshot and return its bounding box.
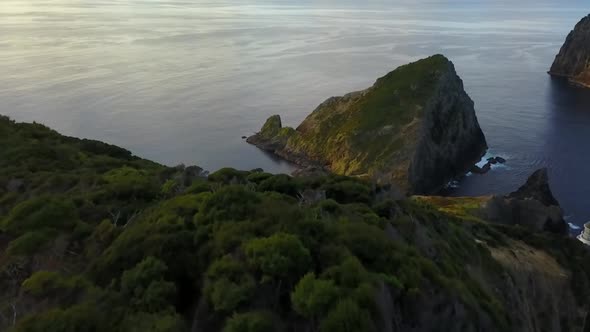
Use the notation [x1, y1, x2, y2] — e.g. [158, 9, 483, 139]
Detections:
[0, 115, 588, 331]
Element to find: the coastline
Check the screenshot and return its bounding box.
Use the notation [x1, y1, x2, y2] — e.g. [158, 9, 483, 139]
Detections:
[548, 72, 590, 89]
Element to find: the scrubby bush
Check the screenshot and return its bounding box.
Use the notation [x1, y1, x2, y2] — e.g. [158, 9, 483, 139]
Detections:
[121, 257, 176, 313]
[6, 230, 55, 255]
[2, 196, 78, 234]
[13, 304, 107, 332]
[246, 172, 273, 184]
[103, 166, 159, 199]
[209, 168, 249, 184]
[291, 273, 339, 319]
[207, 276, 256, 312]
[244, 233, 311, 282]
[222, 311, 276, 332]
[257, 174, 299, 197]
[185, 180, 211, 194]
[198, 186, 260, 223]
[323, 180, 371, 204]
[21, 271, 90, 301]
[319, 299, 376, 332]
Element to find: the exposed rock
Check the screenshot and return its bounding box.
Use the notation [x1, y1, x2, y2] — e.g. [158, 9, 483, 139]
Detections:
[6, 179, 24, 192]
[507, 168, 559, 206]
[470, 156, 506, 174]
[399, 195, 584, 332]
[246, 115, 296, 153]
[486, 240, 581, 332]
[484, 168, 567, 234]
[291, 166, 329, 178]
[549, 14, 590, 88]
[487, 156, 506, 165]
[470, 163, 492, 174]
[248, 55, 487, 194]
[296, 189, 326, 205]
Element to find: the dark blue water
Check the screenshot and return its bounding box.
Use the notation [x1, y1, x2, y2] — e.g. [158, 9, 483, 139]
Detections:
[1, 0, 590, 226]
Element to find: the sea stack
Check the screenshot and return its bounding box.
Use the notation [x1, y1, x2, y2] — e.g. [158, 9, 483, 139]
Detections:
[549, 14, 590, 88]
[484, 168, 567, 234]
[248, 55, 488, 194]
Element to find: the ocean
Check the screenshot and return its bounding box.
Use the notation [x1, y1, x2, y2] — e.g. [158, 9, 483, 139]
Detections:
[1, 0, 589, 226]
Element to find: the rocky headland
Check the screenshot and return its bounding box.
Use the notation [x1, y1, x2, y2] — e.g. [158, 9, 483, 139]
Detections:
[420, 168, 567, 235]
[484, 168, 567, 234]
[248, 55, 488, 194]
[549, 14, 590, 87]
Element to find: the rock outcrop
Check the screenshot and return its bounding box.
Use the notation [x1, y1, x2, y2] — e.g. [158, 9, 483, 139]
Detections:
[416, 168, 567, 234]
[485, 168, 567, 234]
[248, 55, 488, 194]
[549, 14, 590, 87]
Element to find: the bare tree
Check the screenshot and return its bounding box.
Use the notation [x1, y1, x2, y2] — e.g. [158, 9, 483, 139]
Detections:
[109, 210, 121, 226]
[123, 210, 141, 228]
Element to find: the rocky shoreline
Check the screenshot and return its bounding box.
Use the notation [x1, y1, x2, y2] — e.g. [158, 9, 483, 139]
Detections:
[549, 14, 590, 88]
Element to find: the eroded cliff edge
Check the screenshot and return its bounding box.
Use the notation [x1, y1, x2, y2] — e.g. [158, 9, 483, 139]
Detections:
[549, 14, 590, 87]
[248, 55, 487, 194]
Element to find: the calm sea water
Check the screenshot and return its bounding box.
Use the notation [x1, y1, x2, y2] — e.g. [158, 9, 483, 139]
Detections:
[1, 1, 590, 226]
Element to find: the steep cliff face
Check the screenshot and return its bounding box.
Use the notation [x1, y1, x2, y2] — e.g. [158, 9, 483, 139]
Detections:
[411, 170, 587, 332]
[417, 169, 567, 234]
[248, 55, 487, 194]
[549, 14, 590, 87]
[484, 168, 567, 234]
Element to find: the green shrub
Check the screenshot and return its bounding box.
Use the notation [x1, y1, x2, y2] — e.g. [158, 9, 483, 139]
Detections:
[244, 233, 311, 282]
[246, 172, 273, 184]
[143, 194, 202, 224]
[119, 312, 187, 332]
[223, 311, 276, 332]
[319, 299, 376, 332]
[257, 174, 299, 196]
[334, 221, 392, 269]
[7, 230, 55, 256]
[317, 199, 342, 214]
[161, 179, 179, 197]
[198, 186, 260, 223]
[323, 256, 370, 289]
[3, 197, 78, 234]
[12, 304, 106, 332]
[121, 257, 176, 313]
[208, 168, 249, 184]
[323, 181, 371, 204]
[79, 139, 133, 160]
[21, 271, 90, 300]
[372, 199, 398, 218]
[185, 181, 211, 194]
[207, 275, 256, 312]
[103, 166, 159, 199]
[90, 221, 197, 285]
[291, 273, 339, 319]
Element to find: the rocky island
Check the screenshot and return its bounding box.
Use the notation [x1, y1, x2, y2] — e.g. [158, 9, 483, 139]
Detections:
[248, 55, 487, 194]
[549, 14, 590, 87]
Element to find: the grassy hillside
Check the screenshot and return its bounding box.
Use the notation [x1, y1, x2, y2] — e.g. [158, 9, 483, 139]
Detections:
[0, 116, 588, 331]
[249, 55, 487, 194]
[267, 55, 450, 178]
